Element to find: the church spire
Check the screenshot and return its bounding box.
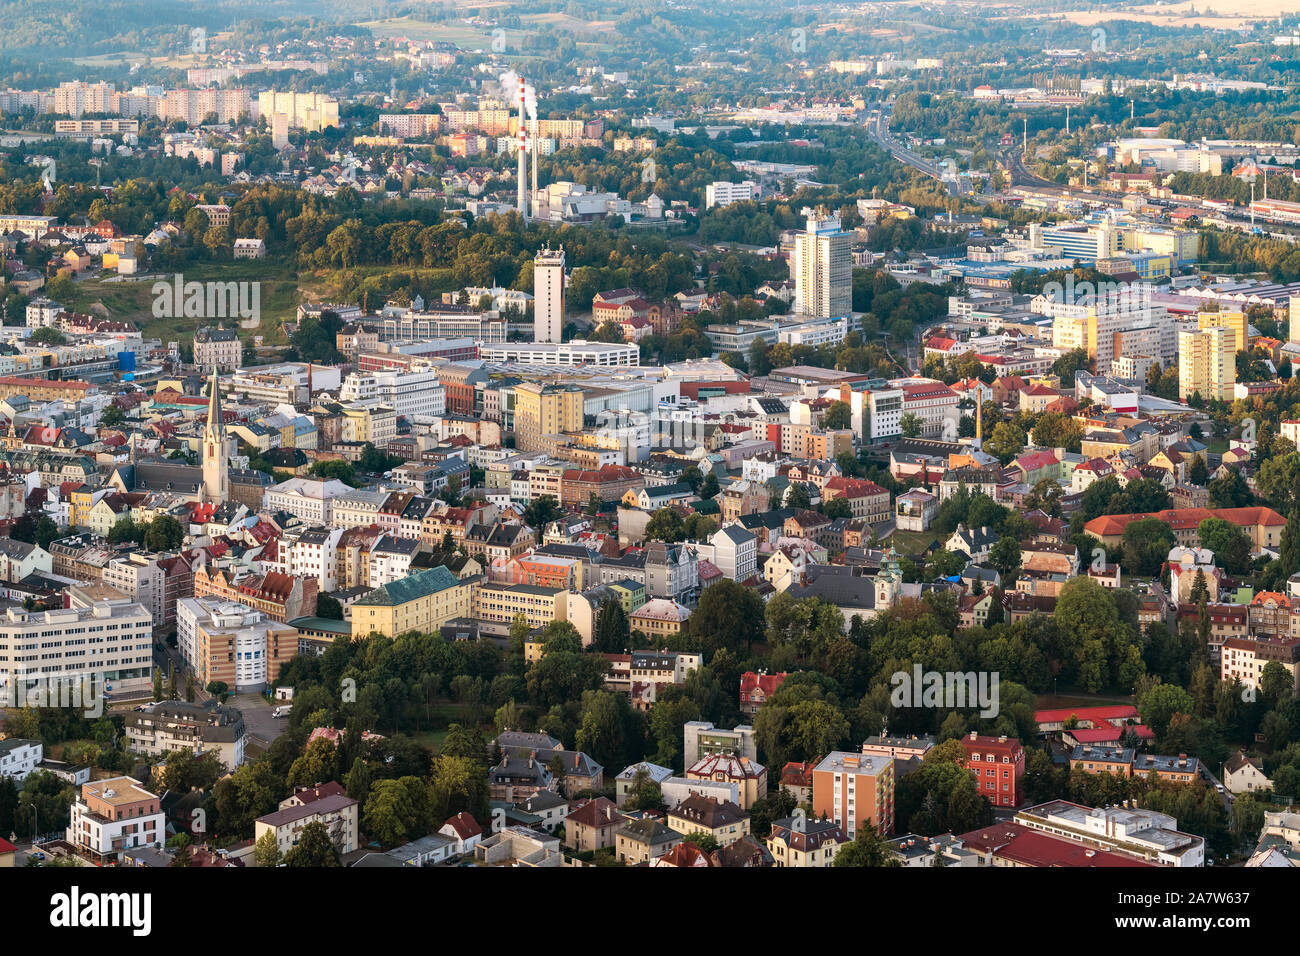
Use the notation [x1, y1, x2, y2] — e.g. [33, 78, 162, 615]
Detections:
[201, 368, 228, 503]
[206, 367, 223, 438]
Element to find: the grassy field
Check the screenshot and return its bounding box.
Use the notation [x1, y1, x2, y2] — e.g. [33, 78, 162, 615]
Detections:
[887, 528, 944, 557]
[58, 261, 301, 346]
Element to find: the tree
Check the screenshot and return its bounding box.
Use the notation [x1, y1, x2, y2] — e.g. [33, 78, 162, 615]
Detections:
[316, 595, 344, 620]
[1196, 517, 1251, 574]
[107, 516, 141, 545]
[900, 413, 924, 438]
[309, 459, 356, 484]
[594, 598, 630, 653]
[143, 514, 185, 552]
[1138, 683, 1195, 740]
[206, 681, 229, 703]
[364, 778, 418, 847]
[523, 494, 562, 530]
[575, 690, 636, 769]
[823, 400, 853, 431]
[988, 537, 1021, 584]
[984, 422, 1026, 464]
[282, 820, 341, 866]
[100, 404, 126, 428]
[645, 507, 686, 543]
[1120, 517, 1175, 577]
[1208, 469, 1253, 509]
[254, 829, 282, 867]
[786, 482, 812, 510]
[833, 823, 901, 867]
[690, 578, 765, 655]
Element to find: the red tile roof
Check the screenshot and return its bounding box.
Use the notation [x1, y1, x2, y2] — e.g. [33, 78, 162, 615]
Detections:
[1085, 506, 1285, 536]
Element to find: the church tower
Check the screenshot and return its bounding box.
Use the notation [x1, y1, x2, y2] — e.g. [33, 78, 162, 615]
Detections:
[202, 368, 228, 503]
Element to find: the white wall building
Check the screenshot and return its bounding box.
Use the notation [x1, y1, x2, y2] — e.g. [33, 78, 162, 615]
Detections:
[534, 247, 565, 344]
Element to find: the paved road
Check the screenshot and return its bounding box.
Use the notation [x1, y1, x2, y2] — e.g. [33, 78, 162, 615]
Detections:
[866, 104, 944, 180]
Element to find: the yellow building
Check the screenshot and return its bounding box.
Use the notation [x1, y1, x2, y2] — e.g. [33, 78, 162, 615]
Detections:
[350, 566, 474, 639]
[514, 382, 583, 452]
[1198, 310, 1247, 354]
[629, 598, 691, 640]
[666, 794, 751, 847]
[473, 582, 569, 629]
[1178, 326, 1235, 402]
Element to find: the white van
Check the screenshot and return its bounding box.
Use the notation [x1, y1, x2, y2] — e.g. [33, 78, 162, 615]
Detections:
[272, 705, 290, 718]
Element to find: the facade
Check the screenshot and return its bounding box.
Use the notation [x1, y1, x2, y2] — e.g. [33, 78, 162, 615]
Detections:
[961, 733, 1026, 809]
[0, 589, 153, 699]
[124, 701, 246, 769]
[685, 753, 767, 809]
[767, 815, 847, 867]
[177, 596, 298, 693]
[792, 208, 851, 319]
[67, 776, 166, 863]
[811, 751, 895, 838]
[194, 325, 242, 373]
[350, 566, 474, 638]
[533, 247, 566, 343]
[254, 786, 360, 857]
[1178, 326, 1235, 402]
[514, 382, 584, 452]
[667, 794, 751, 847]
[0, 738, 42, 780]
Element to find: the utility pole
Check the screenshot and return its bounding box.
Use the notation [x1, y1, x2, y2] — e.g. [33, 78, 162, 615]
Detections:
[1066, 105, 1070, 137]
[1023, 116, 1027, 151]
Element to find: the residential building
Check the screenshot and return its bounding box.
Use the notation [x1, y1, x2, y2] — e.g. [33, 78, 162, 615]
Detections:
[812, 751, 895, 838]
[254, 783, 360, 857]
[66, 776, 166, 864]
[767, 815, 847, 867]
[667, 794, 750, 847]
[124, 700, 246, 769]
[176, 596, 298, 693]
[960, 732, 1026, 809]
[350, 565, 474, 638]
[792, 207, 851, 319]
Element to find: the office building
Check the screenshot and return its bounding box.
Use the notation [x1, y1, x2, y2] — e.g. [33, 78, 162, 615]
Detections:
[792, 208, 851, 319]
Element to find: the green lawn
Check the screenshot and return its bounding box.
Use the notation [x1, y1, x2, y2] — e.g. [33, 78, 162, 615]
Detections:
[887, 528, 943, 557]
[58, 261, 300, 346]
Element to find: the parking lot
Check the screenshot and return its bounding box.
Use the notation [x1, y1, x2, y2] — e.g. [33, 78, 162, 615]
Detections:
[229, 693, 290, 748]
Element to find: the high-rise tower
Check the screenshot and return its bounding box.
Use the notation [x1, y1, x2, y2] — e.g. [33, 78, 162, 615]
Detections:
[533, 246, 566, 344]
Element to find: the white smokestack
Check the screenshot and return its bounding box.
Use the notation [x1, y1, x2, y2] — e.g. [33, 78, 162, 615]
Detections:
[529, 84, 538, 205]
[516, 76, 528, 218]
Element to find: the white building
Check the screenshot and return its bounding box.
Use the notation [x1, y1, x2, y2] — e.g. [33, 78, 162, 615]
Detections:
[479, 341, 638, 367]
[264, 477, 353, 526]
[534, 247, 566, 344]
[705, 180, 758, 209]
[0, 738, 42, 780]
[0, 590, 153, 699]
[792, 208, 851, 319]
[66, 776, 167, 861]
[176, 596, 293, 693]
[341, 365, 446, 420]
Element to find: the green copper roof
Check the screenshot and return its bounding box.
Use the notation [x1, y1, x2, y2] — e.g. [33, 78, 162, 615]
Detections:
[353, 565, 461, 607]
